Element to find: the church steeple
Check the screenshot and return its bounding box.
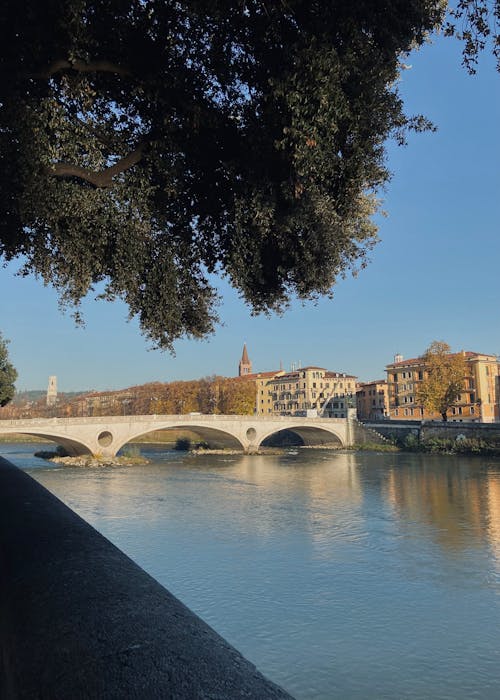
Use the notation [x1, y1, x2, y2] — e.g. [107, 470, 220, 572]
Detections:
[239, 343, 252, 376]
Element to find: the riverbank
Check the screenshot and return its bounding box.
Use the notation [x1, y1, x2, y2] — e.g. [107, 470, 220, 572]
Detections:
[398, 435, 500, 456]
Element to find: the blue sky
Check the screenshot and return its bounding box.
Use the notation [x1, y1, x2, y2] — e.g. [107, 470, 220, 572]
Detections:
[1, 32, 499, 392]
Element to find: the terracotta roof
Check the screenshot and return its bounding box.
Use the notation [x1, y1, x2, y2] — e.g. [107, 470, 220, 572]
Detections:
[357, 380, 387, 387]
[233, 370, 282, 380]
[259, 369, 357, 380]
[386, 351, 497, 368]
[324, 371, 357, 379]
[271, 371, 301, 380]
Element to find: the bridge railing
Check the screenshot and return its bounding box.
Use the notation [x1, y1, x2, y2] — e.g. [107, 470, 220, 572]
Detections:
[0, 413, 348, 427]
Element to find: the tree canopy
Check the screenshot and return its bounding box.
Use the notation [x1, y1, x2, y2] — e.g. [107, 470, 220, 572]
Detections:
[0, 1, 497, 349]
[0, 333, 18, 407]
[416, 341, 467, 421]
[3, 376, 256, 418]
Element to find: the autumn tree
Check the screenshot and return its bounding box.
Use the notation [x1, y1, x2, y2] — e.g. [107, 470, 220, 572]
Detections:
[0, 333, 18, 407]
[416, 341, 467, 422]
[219, 378, 256, 415]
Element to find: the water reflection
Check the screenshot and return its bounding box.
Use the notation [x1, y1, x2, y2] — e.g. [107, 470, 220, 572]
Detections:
[380, 454, 500, 574]
[485, 468, 500, 573]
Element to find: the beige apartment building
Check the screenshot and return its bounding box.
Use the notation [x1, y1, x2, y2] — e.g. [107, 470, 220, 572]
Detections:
[255, 365, 357, 418]
[385, 351, 500, 422]
[236, 346, 357, 418]
[356, 380, 389, 421]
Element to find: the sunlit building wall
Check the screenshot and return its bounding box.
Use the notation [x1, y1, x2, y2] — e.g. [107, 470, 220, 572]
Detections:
[385, 351, 500, 422]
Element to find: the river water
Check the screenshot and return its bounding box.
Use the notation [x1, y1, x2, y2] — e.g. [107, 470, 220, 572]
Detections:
[3, 442, 500, 699]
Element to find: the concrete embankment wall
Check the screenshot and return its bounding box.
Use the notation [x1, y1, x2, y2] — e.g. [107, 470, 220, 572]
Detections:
[0, 457, 293, 699]
[349, 420, 389, 445]
[363, 421, 500, 445]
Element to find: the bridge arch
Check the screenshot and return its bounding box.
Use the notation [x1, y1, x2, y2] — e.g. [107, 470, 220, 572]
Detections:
[117, 423, 245, 454]
[6, 431, 94, 457]
[259, 425, 344, 449]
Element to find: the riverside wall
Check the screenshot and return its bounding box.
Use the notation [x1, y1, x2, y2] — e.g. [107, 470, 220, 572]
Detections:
[362, 420, 500, 444]
[0, 457, 293, 699]
[349, 419, 390, 445]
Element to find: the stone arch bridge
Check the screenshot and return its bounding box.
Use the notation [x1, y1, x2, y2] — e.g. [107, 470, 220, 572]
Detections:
[0, 414, 353, 457]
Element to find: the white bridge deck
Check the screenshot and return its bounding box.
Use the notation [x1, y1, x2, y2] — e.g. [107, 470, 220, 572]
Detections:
[0, 414, 352, 456]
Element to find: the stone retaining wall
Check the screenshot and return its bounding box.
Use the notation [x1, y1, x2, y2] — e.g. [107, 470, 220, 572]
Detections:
[362, 421, 500, 445]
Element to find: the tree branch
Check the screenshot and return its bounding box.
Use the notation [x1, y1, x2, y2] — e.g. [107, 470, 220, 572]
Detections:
[48, 144, 144, 188]
[35, 59, 131, 80]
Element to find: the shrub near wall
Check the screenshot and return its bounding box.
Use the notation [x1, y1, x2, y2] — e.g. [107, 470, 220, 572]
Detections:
[401, 434, 500, 455]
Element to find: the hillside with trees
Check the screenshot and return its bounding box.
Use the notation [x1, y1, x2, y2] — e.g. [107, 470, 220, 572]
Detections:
[0, 376, 256, 419]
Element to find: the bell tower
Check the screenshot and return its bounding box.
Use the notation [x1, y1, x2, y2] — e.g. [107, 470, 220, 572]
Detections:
[238, 344, 252, 376]
[46, 375, 58, 407]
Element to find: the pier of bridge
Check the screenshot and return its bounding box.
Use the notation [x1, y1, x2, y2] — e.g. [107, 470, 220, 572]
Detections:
[0, 414, 351, 456]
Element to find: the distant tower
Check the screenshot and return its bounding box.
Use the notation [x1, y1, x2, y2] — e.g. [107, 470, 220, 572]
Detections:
[46, 376, 57, 407]
[239, 344, 252, 376]
[394, 353, 403, 363]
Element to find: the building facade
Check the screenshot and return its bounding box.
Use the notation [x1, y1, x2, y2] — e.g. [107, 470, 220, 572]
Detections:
[385, 351, 500, 422]
[255, 366, 357, 418]
[356, 380, 389, 421]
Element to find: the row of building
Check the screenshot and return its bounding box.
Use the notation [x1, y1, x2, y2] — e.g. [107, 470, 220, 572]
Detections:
[238, 345, 500, 423]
